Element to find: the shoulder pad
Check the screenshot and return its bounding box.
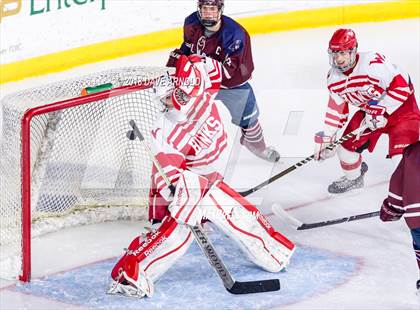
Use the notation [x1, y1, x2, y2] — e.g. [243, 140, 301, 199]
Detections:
[185, 12, 200, 26]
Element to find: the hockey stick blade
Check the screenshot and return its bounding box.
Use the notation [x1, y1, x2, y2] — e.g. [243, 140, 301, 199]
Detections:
[190, 224, 281, 294]
[126, 130, 136, 141]
[228, 279, 280, 294]
[271, 204, 303, 228]
[129, 120, 145, 141]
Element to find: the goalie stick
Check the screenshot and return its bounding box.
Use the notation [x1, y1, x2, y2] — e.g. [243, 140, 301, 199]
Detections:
[127, 119, 280, 295]
[239, 124, 369, 197]
[271, 203, 380, 230]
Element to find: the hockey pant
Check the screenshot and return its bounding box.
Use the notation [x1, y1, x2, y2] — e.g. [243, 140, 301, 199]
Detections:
[337, 109, 419, 179]
[109, 174, 295, 297]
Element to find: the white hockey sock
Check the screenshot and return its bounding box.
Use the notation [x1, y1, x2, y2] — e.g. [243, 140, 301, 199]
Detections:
[337, 146, 362, 180]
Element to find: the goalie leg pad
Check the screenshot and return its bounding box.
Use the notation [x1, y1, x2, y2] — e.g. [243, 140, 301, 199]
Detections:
[109, 216, 193, 298]
[169, 170, 210, 226]
[202, 182, 295, 272]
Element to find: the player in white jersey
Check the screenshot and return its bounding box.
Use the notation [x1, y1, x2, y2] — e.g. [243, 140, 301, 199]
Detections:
[314, 29, 420, 194]
[107, 55, 295, 298]
[148, 54, 227, 222]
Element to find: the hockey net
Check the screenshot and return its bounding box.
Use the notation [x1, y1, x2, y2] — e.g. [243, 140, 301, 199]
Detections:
[0, 66, 168, 281]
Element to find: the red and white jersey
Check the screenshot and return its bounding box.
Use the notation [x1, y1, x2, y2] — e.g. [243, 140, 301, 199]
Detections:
[323, 52, 417, 135]
[150, 93, 228, 195]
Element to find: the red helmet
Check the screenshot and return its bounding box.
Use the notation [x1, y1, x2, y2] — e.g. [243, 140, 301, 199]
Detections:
[329, 29, 358, 52]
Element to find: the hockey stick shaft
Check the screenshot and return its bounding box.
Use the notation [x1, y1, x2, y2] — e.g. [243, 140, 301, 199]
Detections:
[128, 121, 234, 287]
[128, 120, 279, 294]
[297, 211, 380, 230]
[272, 204, 379, 230]
[239, 124, 369, 197]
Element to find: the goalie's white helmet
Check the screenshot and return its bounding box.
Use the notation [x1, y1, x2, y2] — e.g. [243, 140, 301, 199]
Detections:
[153, 74, 175, 111]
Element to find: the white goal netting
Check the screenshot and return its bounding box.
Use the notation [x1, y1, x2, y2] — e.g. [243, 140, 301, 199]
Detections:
[0, 66, 168, 280]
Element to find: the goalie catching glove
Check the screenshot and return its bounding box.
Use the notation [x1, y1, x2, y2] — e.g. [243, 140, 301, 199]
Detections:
[108, 170, 295, 298]
[166, 48, 184, 67]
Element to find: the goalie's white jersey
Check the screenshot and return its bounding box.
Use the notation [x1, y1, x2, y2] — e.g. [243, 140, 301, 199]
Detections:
[150, 93, 228, 195]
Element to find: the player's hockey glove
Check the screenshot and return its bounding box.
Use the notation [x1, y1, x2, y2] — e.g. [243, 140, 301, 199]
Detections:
[314, 131, 337, 161]
[166, 48, 184, 67]
[363, 101, 388, 130]
[379, 198, 405, 222]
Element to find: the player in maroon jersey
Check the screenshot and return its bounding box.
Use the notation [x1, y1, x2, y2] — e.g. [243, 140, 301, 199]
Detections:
[107, 55, 295, 299]
[314, 28, 420, 193]
[166, 0, 280, 162]
[379, 141, 420, 291]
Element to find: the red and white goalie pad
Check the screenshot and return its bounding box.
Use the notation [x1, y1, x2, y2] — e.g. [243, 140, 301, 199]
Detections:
[202, 182, 295, 272]
[168, 170, 210, 226]
[108, 217, 193, 298]
[168, 170, 295, 272]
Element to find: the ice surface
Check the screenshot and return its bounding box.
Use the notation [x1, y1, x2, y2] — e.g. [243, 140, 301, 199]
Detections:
[9, 228, 360, 310]
[1, 19, 419, 310]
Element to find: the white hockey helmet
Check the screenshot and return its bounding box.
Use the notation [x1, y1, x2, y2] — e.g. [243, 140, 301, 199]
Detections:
[153, 74, 175, 111]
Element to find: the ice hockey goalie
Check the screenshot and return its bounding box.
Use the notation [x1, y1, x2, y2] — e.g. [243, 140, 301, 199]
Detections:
[107, 55, 295, 298]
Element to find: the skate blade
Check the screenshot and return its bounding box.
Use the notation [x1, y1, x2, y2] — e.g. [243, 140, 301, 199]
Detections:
[327, 186, 365, 196]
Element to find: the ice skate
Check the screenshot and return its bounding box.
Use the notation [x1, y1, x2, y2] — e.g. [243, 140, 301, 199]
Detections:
[328, 162, 368, 194]
[241, 137, 280, 162]
[249, 145, 280, 162]
[107, 262, 152, 298]
[261, 146, 280, 162]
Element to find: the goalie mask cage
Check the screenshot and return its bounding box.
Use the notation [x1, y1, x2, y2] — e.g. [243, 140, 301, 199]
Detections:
[0, 67, 168, 281]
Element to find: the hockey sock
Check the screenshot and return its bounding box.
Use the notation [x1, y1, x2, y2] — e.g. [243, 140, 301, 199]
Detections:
[240, 121, 266, 151]
[337, 146, 362, 180]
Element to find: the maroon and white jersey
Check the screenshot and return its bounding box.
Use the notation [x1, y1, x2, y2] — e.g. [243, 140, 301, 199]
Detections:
[386, 141, 420, 229]
[167, 12, 254, 89]
[149, 93, 228, 195]
[323, 52, 419, 135]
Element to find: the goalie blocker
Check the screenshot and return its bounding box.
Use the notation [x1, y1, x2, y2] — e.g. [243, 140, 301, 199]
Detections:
[108, 171, 295, 298]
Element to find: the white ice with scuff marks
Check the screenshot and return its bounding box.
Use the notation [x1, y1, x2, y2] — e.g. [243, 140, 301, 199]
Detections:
[1, 19, 419, 310]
